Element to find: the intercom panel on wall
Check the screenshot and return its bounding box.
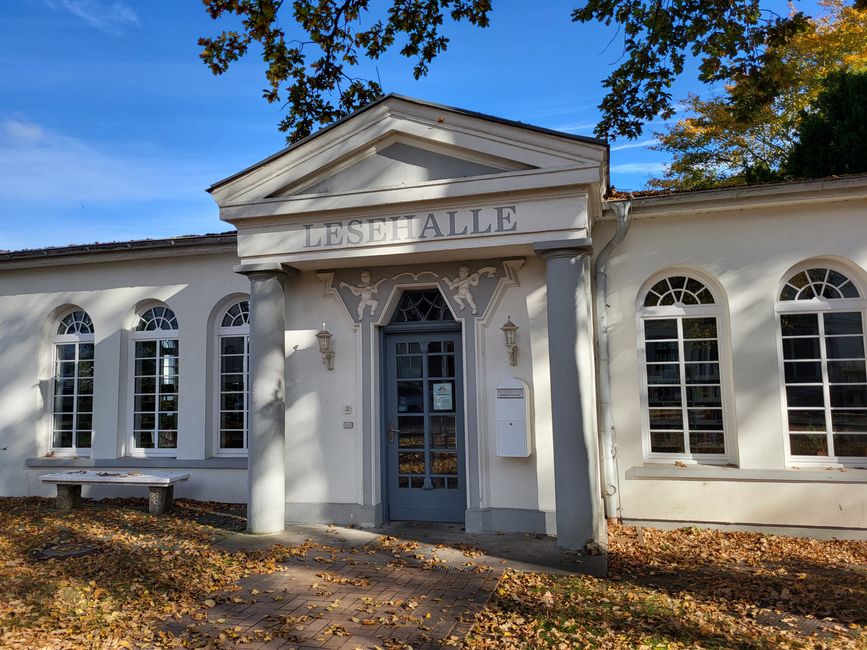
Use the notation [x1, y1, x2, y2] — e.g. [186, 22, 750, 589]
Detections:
[495, 377, 531, 457]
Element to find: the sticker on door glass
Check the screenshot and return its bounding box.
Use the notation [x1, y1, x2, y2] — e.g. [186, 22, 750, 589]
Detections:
[432, 382, 453, 411]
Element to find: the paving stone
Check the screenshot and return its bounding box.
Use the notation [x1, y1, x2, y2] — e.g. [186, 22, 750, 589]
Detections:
[162, 521, 605, 648]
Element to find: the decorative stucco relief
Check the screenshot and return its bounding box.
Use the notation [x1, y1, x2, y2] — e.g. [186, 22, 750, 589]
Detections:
[442, 265, 496, 315]
[317, 259, 523, 327]
[339, 271, 387, 319]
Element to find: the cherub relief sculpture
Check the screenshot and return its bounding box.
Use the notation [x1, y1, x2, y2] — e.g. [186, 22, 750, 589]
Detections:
[442, 265, 496, 315]
[340, 271, 386, 319]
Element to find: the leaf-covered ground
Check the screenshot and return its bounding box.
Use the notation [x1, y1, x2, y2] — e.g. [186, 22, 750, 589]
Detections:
[466, 524, 867, 649]
[0, 497, 302, 649]
[1, 497, 865, 649]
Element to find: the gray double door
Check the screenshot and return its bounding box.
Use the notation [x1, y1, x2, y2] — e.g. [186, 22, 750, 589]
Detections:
[384, 328, 466, 522]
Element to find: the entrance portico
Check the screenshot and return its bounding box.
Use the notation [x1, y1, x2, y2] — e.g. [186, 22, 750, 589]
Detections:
[209, 95, 609, 548]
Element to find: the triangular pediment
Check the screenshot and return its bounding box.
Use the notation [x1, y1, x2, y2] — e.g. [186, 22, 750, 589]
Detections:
[271, 137, 534, 198]
[209, 94, 608, 216]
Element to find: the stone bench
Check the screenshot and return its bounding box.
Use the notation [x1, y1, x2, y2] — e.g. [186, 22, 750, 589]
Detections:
[40, 470, 191, 515]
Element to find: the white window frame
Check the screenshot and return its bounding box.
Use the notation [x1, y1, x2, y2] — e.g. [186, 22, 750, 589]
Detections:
[637, 274, 735, 465]
[214, 300, 249, 457]
[128, 307, 179, 458]
[50, 310, 94, 457]
[775, 264, 867, 467]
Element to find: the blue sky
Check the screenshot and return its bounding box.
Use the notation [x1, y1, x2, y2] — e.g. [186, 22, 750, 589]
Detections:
[0, 0, 798, 250]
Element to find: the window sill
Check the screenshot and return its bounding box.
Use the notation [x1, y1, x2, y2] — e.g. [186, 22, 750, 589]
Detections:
[215, 450, 248, 458]
[626, 463, 867, 484]
[26, 457, 247, 470]
[49, 449, 92, 459]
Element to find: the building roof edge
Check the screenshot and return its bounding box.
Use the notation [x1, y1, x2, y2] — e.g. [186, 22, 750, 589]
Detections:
[0, 232, 238, 269]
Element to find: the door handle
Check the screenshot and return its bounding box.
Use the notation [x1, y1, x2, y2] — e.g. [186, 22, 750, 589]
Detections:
[388, 422, 400, 443]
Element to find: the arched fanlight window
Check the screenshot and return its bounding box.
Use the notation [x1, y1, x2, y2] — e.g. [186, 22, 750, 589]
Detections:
[136, 306, 179, 331]
[216, 300, 250, 453]
[779, 267, 860, 301]
[57, 310, 94, 336]
[391, 290, 454, 324]
[221, 300, 250, 328]
[131, 305, 179, 454]
[777, 266, 866, 462]
[52, 309, 94, 454]
[638, 274, 729, 461]
[643, 275, 715, 307]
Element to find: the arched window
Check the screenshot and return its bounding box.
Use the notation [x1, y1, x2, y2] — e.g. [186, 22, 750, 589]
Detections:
[52, 310, 94, 454]
[131, 306, 179, 453]
[639, 275, 729, 461]
[391, 290, 454, 324]
[777, 266, 866, 462]
[216, 300, 249, 453]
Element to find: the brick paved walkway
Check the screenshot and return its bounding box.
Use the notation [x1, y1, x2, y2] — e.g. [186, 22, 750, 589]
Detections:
[164, 538, 502, 649]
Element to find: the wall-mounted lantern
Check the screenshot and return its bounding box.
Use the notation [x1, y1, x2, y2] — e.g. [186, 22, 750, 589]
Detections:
[500, 317, 519, 366]
[315, 323, 335, 371]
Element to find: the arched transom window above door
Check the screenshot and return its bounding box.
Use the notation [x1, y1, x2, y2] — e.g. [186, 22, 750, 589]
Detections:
[391, 290, 454, 324]
[777, 265, 866, 462]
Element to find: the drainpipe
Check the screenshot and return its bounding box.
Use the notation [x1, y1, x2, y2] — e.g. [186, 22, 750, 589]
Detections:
[594, 197, 632, 522]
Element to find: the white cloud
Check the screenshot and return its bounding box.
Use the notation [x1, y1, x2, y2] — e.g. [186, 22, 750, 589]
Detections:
[3, 118, 46, 143]
[42, 0, 139, 35]
[553, 121, 598, 134]
[610, 162, 667, 175]
[0, 116, 219, 204]
[611, 138, 658, 152]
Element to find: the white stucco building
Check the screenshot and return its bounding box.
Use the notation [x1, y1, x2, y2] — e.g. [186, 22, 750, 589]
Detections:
[2, 96, 865, 547]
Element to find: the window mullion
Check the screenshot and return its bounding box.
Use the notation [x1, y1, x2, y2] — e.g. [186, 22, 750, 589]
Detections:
[244, 334, 250, 449]
[677, 318, 690, 455]
[72, 342, 80, 450]
[423, 345, 431, 485]
[156, 338, 163, 449]
[818, 314, 835, 458]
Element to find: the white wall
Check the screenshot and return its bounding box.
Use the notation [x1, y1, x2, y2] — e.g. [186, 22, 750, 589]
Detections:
[0, 249, 562, 527]
[480, 257, 556, 518]
[284, 271, 362, 508]
[600, 197, 867, 532]
[0, 251, 250, 498]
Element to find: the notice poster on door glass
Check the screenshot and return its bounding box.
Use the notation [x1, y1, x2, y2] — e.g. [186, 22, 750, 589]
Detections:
[432, 382, 453, 411]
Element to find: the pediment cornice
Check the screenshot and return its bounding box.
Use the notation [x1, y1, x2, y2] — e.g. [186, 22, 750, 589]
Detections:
[209, 95, 608, 222]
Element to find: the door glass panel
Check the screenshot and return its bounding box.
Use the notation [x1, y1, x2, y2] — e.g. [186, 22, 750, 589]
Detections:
[399, 452, 425, 474]
[431, 452, 458, 476]
[397, 355, 423, 378]
[397, 382, 423, 413]
[430, 415, 456, 448]
[428, 355, 455, 378]
[430, 380, 455, 412]
[397, 416, 424, 447]
[391, 334, 462, 498]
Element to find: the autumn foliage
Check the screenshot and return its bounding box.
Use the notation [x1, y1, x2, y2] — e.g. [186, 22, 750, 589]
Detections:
[652, 0, 867, 190]
[1, 498, 865, 648]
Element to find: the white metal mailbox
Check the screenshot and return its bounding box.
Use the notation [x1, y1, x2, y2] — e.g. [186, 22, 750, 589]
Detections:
[495, 377, 531, 457]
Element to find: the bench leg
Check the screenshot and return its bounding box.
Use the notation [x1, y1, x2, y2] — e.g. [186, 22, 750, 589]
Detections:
[56, 484, 82, 510]
[149, 485, 174, 515]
